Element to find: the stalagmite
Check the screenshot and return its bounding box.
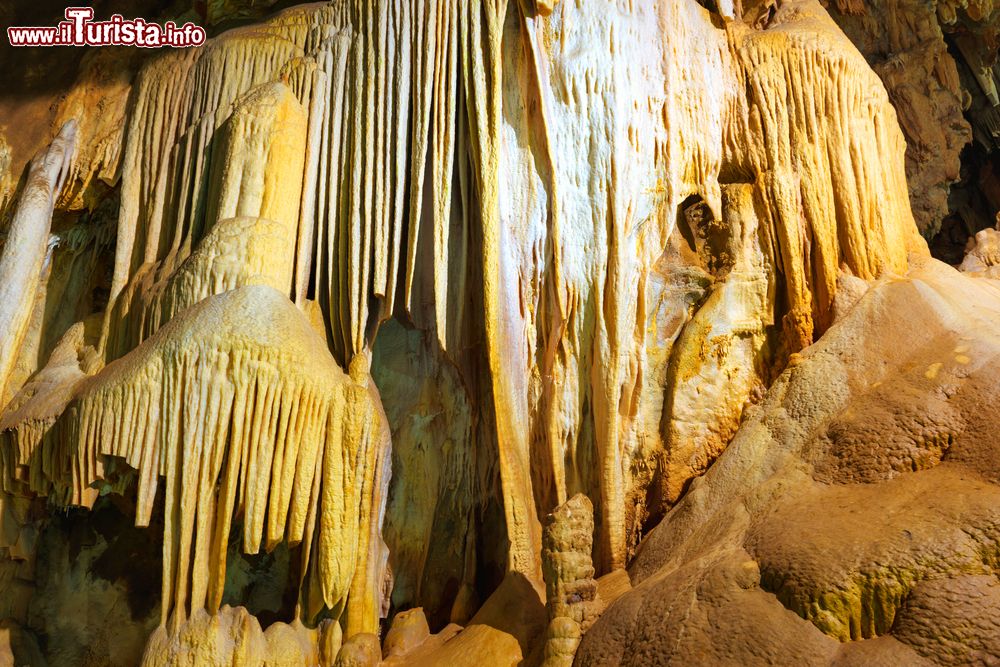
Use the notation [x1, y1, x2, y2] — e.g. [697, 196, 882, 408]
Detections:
[540, 494, 603, 667]
[140, 606, 322, 667]
[960, 217, 1000, 276]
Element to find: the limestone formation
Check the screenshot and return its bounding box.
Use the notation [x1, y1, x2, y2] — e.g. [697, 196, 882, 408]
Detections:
[0, 0, 997, 665]
[333, 632, 381, 667]
[960, 215, 1000, 276]
[826, 0, 973, 236]
[381, 607, 430, 659]
[577, 257, 1000, 664]
[2, 286, 392, 655]
[0, 121, 77, 407]
[540, 494, 602, 667]
[140, 606, 321, 667]
[107, 215, 299, 359]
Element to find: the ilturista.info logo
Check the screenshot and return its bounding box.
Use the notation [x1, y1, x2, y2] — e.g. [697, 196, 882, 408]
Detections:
[7, 7, 206, 47]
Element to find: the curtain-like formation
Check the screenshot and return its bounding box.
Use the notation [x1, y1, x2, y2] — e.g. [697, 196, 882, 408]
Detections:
[0, 0, 928, 646]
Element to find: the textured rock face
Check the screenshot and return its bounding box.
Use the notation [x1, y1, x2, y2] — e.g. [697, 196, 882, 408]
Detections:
[960, 216, 1000, 275]
[826, 0, 1000, 241]
[0, 0, 997, 665]
[577, 258, 1000, 665]
[827, 0, 973, 237]
[540, 494, 602, 666]
[0, 121, 77, 407]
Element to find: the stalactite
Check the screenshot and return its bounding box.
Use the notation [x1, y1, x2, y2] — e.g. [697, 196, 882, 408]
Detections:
[306, 0, 413, 364]
[0, 0, 946, 660]
[92, 0, 929, 608]
[463, 0, 543, 578]
[105, 7, 335, 357]
[0, 322, 98, 499]
[109, 215, 298, 358]
[724, 0, 922, 343]
[9, 286, 390, 634]
[0, 121, 77, 407]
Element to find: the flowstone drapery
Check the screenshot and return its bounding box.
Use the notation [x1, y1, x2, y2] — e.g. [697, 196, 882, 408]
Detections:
[5, 0, 999, 664]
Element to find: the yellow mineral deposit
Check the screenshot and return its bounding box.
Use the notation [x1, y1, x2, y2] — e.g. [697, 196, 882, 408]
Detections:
[0, 121, 77, 407]
[0, 0, 998, 664]
[4, 285, 390, 636]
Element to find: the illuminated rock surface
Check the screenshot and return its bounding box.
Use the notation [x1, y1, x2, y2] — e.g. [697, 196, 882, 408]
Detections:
[577, 258, 1000, 665]
[0, 0, 997, 664]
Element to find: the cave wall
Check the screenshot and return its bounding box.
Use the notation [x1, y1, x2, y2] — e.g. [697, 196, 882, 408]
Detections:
[0, 0, 996, 664]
